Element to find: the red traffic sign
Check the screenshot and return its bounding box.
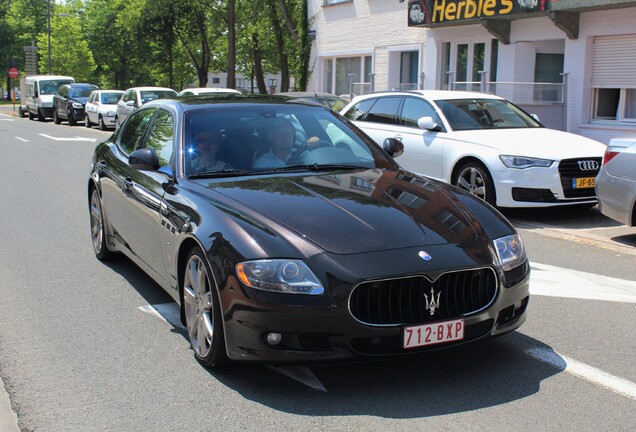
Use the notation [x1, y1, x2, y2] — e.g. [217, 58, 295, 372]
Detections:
[8, 68, 19, 79]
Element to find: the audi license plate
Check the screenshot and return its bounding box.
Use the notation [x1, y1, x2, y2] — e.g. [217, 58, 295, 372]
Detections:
[572, 177, 595, 188]
[403, 318, 464, 349]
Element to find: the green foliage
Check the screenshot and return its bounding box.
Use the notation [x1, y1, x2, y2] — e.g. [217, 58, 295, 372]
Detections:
[1, 0, 311, 92]
[36, 4, 96, 80]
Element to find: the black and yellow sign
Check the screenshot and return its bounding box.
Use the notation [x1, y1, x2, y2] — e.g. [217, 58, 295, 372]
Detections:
[408, 0, 548, 26]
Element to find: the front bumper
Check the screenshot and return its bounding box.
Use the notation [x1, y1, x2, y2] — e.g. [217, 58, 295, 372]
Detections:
[492, 158, 600, 208]
[218, 246, 530, 364]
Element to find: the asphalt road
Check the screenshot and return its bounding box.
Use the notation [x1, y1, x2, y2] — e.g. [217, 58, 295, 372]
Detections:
[1, 108, 635, 431]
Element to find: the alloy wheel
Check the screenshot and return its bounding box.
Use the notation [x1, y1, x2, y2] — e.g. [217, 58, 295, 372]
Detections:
[183, 254, 215, 358]
[457, 166, 488, 201]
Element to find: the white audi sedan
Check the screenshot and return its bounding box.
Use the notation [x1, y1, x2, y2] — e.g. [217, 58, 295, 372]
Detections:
[341, 91, 606, 208]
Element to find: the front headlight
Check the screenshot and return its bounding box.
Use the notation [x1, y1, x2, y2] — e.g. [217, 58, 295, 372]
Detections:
[236, 259, 324, 295]
[493, 234, 527, 272]
[499, 155, 553, 169]
[72, 102, 84, 109]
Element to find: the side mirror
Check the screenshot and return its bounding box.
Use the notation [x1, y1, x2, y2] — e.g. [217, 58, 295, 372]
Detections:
[126, 100, 136, 107]
[129, 148, 160, 171]
[417, 116, 441, 131]
[383, 138, 404, 158]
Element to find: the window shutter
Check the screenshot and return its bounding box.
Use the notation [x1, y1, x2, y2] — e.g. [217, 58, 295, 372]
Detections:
[592, 34, 636, 88]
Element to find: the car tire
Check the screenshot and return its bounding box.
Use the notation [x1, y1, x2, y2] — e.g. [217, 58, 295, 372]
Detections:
[182, 247, 227, 368]
[18, 106, 25, 117]
[89, 187, 113, 260]
[53, 109, 61, 124]
[98, 116, 107, 131]
[37, 108, 45, 121]
[114, 115, 120, 129]
[28, 110, 34, 120]
[85, 115, 92, 128]
[68, 109, 76, 126]
[454, 161, 496, 207]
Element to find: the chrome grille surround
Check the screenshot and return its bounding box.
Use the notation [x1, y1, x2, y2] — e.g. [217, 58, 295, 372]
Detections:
[348, 267, 499, 327]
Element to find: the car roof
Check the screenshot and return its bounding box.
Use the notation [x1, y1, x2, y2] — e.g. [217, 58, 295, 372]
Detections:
[127, 86, 176, 92]
[178, 88, 241, 95]
[143, 93, 332, 111]
[351, 90, 504, 102]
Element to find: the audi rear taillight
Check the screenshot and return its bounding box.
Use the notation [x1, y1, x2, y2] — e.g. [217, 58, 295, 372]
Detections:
[602, 147, 620, 165]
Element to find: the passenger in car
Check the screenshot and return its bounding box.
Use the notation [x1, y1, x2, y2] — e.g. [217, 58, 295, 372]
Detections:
[188, 131, 232, 174]
[253, 118, 298, 169]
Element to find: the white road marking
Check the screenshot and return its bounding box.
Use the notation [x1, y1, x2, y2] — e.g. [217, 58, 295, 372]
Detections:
[0, 118, 14, 121]
[530, 262, 636, 303]
[38, 133, 97, 142]
[527, 348, 636, 401]
[15, 137, 28, 142]
[138, 303, 184, 329]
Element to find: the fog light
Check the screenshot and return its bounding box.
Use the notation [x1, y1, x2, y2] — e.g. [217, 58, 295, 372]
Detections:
[266, 332, 282, 346]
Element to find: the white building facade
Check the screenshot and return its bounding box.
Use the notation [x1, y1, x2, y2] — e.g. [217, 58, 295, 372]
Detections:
[308, 0, 427, 96]
[309, 0, 636, 144]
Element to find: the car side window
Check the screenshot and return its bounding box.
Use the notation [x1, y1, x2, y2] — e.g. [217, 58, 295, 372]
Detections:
[343, 98, 376, 121]
[144, 109, 174, 168]
[364, 97, 401, 124]
[400, 97, 441, 128]
[118, 108, 157, 155]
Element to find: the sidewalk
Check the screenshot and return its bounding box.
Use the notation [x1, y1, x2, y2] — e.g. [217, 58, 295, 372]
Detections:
[0, 377, 19, 432]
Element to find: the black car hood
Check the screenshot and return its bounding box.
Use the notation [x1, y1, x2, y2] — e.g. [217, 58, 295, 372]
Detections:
[204, 169, 479, 254]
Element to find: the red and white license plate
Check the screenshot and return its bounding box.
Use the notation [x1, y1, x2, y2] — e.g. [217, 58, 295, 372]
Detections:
[403, 318, 464, 349]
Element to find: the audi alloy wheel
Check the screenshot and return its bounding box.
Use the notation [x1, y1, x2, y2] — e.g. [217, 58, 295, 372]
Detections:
[454, 161, 496, 206]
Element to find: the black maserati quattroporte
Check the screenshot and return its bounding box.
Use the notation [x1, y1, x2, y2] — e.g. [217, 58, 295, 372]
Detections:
[88, 94, 529, 367]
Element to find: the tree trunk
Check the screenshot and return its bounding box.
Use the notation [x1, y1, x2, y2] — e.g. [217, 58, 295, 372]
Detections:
[251, 33, 268, 94]
[227, 0, 236, 89]
[267, 0, 289, 92]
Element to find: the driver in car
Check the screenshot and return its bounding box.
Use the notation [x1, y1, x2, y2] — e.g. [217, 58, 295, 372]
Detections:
[253, 118, 299, 169]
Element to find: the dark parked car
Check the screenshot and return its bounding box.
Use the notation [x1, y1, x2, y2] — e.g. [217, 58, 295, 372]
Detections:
[88, 95, 530, 368]
[53, 83, 99, 126]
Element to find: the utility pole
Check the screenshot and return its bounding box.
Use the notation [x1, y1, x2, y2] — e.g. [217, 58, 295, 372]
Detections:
[47, 0, 51, 74]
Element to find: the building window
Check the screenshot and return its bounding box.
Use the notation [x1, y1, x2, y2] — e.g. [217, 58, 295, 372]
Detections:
[323, 55, 372, 96]
[593, 88, 636, 123]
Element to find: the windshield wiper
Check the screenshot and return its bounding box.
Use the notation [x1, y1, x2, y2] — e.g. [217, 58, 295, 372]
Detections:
[189, 169, 252, 178]
[268, 164, 366, 173]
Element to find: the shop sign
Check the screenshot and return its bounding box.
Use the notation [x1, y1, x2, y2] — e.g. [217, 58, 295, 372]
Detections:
[408, 0, 548, 26]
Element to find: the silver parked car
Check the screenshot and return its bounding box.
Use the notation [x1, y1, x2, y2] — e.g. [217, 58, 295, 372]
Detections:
[595, 136, 636, 226]
[115, 86, 177, 127]
[85, 90, 124, 130]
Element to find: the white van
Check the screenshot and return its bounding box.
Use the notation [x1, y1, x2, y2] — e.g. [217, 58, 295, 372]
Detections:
[22, 75, 75, 121]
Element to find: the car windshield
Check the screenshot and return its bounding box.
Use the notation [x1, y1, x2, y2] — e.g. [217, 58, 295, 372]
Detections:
[39, 79, 73, 95]
[140, 90, 177, 104]
[70, 86, 97, 98]
[435, 98, 542, 131]
[184, 104, 396, 178]
[101, 92, 123, 104]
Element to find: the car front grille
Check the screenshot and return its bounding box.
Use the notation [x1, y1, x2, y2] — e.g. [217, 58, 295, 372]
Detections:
[349, 268, 498, 326]
[558, 158, 602, 198]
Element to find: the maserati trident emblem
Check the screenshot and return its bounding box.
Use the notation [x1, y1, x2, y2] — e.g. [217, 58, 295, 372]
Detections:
[423, 287, 441, 316]
[418, 251, 432, 261]
[577, 160, 599, 171]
